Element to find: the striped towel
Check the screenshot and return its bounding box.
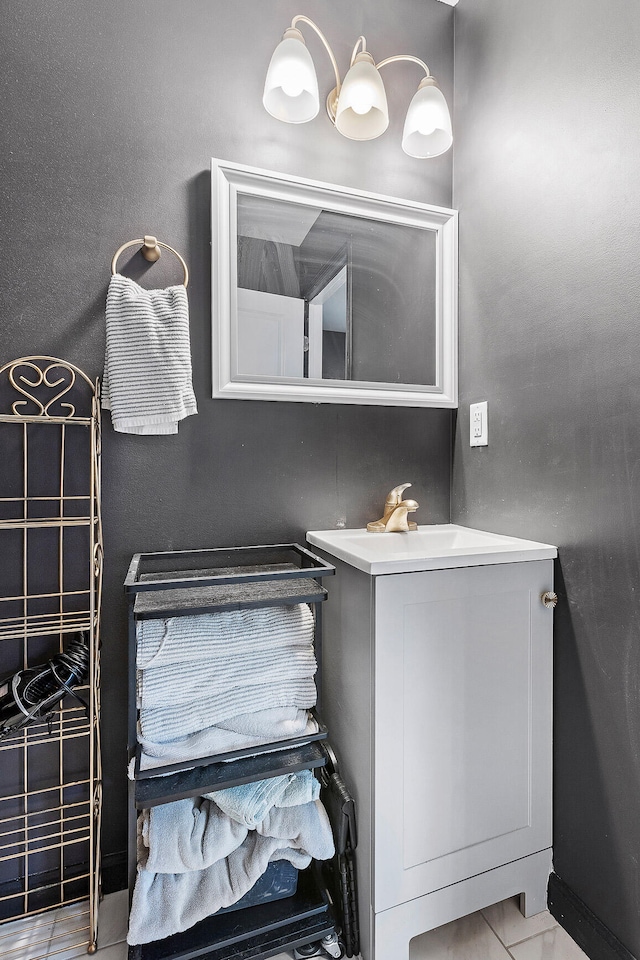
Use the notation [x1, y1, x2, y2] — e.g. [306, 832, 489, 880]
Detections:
[138, 676, 318, 741]
[137, 644, 317, 707]
[102, 273, 197, 434]
[136, 604, 315, 669]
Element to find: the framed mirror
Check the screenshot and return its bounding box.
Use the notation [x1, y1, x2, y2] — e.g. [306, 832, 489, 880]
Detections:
[211, 158, 457, 407]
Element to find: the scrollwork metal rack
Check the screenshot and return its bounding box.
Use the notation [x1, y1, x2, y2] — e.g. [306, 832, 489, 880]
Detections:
[0, 357, 102, 955]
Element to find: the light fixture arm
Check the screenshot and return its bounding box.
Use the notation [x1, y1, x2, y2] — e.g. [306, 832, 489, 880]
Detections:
[291, 15, 343, 97]
[350, 36, 367, 66]
[375, 53, 431, 78]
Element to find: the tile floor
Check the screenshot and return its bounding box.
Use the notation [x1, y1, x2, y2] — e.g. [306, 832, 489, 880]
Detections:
[409, 898, 590, 960]
[0, 890, 589, 960]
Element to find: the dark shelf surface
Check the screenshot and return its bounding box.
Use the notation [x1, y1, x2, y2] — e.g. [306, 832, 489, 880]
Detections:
[135, 714, 327, 780]
[129, 867, 333, 960]
[133, 578, 327, 619]
[135, 741, 328, 809]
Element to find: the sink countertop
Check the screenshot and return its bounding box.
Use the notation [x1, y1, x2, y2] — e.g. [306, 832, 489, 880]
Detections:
[306, 524, 558, 575]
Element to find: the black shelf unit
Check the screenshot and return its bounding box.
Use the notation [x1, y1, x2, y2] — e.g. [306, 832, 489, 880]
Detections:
[126, 544, 337, 960]
[133, 713, 329, 783]
[129, 868, 334, 960]
[135, 741, 329, 809]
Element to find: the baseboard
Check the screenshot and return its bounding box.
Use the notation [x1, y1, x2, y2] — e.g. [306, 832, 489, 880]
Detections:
[101, 850, 128, 895]
[548, 873, 636, 960]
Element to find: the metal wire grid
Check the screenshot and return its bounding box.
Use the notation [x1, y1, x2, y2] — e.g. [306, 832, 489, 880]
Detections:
[0, 900, 92, 960]
[0, 358, 102, 956]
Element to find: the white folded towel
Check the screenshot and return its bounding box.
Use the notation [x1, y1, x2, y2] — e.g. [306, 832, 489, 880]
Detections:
[136, 707, 318, 771]
[136, 604, 315, 669]
[102, 273, 197, 434]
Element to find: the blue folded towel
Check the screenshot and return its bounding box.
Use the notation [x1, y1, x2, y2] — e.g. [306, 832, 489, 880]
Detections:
[204, 770, 320, 828]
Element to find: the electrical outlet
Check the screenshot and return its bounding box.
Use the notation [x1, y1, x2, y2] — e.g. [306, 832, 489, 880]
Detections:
[470, 401, 488, 447]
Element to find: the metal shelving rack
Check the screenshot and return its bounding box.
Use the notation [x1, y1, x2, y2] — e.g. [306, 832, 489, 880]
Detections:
[0, 357, 103, 955]
[125, 545, 345, 960]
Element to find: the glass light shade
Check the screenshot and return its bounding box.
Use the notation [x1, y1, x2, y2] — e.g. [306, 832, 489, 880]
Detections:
[402, 78, 452, 158]
[263, 34, 320, 124]
[335, 55, 389, 141]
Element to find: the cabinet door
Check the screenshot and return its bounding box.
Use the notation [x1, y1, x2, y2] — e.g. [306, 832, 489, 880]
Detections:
[373, 560, 553, 913]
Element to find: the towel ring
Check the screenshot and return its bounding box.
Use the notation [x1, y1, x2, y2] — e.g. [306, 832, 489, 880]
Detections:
[111, 236, 189, 288]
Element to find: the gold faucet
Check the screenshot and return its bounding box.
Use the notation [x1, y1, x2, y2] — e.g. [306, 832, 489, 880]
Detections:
[367, 483, 419, 533]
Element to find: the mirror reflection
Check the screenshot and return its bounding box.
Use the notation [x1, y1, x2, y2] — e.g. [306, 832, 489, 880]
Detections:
[236, 194, 437, 387]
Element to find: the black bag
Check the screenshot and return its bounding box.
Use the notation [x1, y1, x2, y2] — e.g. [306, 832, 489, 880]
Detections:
[318, 744, 360, 958]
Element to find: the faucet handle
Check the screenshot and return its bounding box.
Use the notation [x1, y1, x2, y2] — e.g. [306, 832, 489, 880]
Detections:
[386, 483, 412, 507]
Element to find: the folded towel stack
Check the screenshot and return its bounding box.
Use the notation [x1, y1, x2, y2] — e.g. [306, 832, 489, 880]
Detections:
[135, 603, 319, 769]
[128, 772, 334, 944]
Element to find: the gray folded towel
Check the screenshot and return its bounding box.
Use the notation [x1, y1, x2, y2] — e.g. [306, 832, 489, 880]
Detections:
[102, 273, 197, 434]
[136, 707, 318, 771]
[129, 800, 335, 944]
[136, 604, 314, 669]
[138, 676, 317, 741]
[140, 797, 248, 874]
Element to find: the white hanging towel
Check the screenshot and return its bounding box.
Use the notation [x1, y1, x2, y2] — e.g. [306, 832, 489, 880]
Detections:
[102, 273, 197, 434]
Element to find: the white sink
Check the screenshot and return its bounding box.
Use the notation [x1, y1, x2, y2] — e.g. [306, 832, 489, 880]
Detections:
[306, 523, 557, 575]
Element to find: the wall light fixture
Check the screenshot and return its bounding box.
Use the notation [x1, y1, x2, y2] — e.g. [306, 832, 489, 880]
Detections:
[263, 15, 452, 158]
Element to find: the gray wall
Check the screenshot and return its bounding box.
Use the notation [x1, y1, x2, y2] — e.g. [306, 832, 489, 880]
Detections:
[453, 0, 640, 953]
[0, 1, 453, 867]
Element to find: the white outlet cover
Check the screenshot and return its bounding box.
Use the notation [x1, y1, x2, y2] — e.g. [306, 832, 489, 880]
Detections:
[470, 401, 488, 446]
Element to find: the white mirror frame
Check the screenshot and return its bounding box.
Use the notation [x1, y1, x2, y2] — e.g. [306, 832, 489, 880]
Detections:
[211, 158, 458, 407]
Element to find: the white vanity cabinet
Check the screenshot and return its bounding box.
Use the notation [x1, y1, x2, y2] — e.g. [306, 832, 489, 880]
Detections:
[306, 525, 557, 960]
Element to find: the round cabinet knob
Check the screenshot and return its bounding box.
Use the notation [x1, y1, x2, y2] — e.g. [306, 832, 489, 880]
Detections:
[541, 591, 558, 609]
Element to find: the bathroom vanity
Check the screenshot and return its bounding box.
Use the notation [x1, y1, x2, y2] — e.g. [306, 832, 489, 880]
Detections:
[306, 524, 558, 960]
